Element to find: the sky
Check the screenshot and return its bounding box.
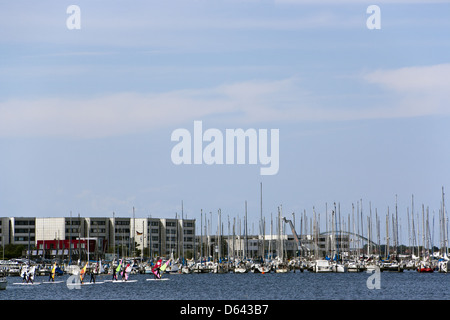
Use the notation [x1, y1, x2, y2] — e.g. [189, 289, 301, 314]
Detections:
[1, 0, 449, 246]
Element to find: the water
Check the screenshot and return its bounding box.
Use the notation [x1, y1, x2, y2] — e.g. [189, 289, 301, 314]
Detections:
[1, 271, 449, 301]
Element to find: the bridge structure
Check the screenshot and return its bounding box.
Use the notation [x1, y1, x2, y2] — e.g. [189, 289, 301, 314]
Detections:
[318, 230, 378, 248]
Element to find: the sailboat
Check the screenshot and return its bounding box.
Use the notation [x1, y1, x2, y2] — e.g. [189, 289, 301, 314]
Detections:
[152, 258, 162, 278]
[417, 259, 434, 273]
[115, 259, 122, 280]
[123, 263, 133, 281]
[159, 259, 171, 277]
[147, 258, 170, 281]
[98, 259, 105, 274]
[51, 262, 57, 281]
[20, 265, 28, 282]
[79, 262, 88, 283]
[27, 265, 37, 283]
[43, 263, 64, 284]
[109, 261, 137, 283]
[14, 265, 40, 285]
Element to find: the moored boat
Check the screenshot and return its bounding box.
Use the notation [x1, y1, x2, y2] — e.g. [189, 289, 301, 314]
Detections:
[233, 263, 248, 273]
[347, 262, 364, 272]
[380, 262, 403, 272]
[313, 260, 332, 273]
[417, 262, 434, 273]
[438, 260, 449, 273]
[0, 271, 7, 290]
[332, 262, 347, 273]
[417, 266, 434, 273]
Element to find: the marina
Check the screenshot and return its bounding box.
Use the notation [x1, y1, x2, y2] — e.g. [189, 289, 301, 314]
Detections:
[1, 186, 448, 302]
[1, 2, 449, 317]
[0, 270, 449, 301]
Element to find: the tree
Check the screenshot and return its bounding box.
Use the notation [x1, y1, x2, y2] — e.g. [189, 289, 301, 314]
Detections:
[2, 244, 25, 259]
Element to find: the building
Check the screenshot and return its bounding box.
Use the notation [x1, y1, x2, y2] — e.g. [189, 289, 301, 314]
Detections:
[10, 217, 35, 246]
[0, 217, 11, 248]
[0, 216, 196, 262]
[2, 216, 358, 261]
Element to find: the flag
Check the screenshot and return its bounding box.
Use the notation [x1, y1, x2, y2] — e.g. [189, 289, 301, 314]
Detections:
[136, 231, 143, 235]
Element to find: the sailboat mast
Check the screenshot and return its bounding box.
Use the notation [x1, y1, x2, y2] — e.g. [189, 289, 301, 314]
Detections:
[422, 204, 425, 260]
[386, 208, 389, 259]
[442, 187, 447, 256]
[228, 215, 230, 264]
[218, 209, 221, 262]
[69, 212, 72, 266]
[245, 201, 248, 260]
[260, 182, 263, 259]
[87, 218, 90, 263]
[182, 201, 184, 263]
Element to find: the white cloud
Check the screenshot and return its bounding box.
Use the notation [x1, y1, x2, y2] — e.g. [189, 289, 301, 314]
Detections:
[364, 64, 450, 92]
[364, 63, 450, 117]
[1, 64, 448, 139]
[0, 78, 310, 139]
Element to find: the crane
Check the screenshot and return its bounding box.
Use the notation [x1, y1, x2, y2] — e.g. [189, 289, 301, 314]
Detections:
[282, 216, 309, 256]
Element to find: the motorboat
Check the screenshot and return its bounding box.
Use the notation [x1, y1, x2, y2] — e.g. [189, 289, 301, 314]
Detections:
[313, 260, 333, 273]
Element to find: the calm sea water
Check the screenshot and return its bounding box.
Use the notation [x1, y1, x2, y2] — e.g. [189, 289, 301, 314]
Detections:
[1, 270, 449, 301]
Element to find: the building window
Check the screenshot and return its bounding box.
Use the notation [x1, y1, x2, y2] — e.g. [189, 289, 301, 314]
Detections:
[15, 228, 34, 234]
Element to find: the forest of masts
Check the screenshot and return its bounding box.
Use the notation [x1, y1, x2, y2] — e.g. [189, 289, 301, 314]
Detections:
[195, 185, 448, 262]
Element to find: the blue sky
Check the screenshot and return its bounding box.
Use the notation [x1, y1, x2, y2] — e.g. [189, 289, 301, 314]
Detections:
[1, 1, 449, 246]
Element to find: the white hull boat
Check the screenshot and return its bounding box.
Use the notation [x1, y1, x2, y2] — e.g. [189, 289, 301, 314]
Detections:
[314, 260, 333, 273]
[332, 263, 347, 273]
